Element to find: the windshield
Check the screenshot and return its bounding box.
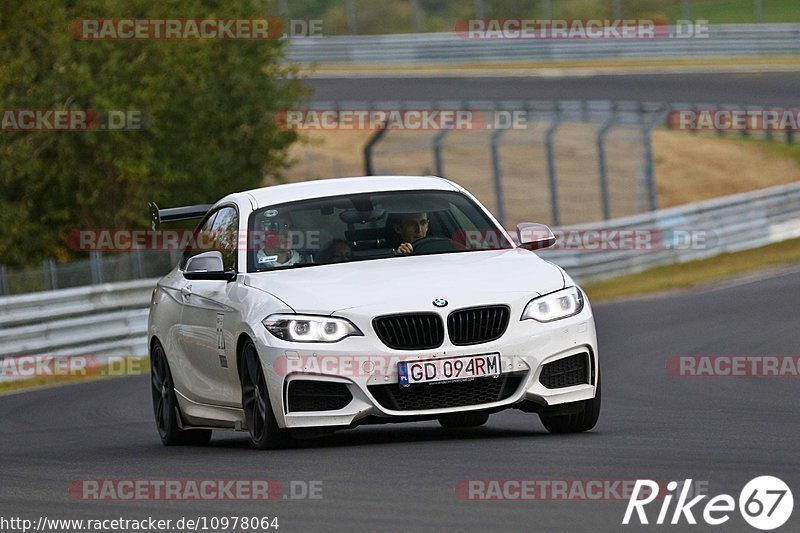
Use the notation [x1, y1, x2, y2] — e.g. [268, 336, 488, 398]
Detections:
[247, 190, 513, 272]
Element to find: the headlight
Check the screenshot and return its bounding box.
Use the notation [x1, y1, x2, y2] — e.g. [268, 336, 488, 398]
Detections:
[521, 287, 584, 322]
[262, 314, 362, 343]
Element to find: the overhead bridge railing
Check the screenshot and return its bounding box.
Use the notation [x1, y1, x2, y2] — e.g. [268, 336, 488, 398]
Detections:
[285, 24, 800, 64]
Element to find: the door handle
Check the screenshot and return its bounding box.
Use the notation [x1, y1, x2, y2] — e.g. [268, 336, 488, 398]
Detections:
[181, 285, 192, 297]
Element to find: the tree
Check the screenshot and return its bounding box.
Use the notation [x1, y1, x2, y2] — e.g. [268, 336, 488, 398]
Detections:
[0, 0, 306, 266]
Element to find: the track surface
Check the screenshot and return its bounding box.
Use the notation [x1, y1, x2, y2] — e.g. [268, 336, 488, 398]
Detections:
[307, 72, 800, 106]
[2, 270, 799, 532]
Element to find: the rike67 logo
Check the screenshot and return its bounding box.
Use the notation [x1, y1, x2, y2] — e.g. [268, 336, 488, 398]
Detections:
[623, 477, 793, 530]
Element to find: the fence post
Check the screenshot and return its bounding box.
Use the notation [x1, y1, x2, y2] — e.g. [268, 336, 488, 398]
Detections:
[612, 0, 622, 19]
[640, 104, 663, 213]
[363, 125, 389, 176]
[754, 0, 763, 23]
[597, 103, 618, 220]
[764, 106, 773, 141]
[545, 103, 563, 226]
[0, 264, 8, 296]
[490, 121, 509, 226]
[433, 129, 452, 177]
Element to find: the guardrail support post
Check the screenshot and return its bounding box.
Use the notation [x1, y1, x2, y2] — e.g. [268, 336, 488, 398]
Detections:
[90, 251, 104, 284]
[0, 264, 8, 296]
[542, 0, 552, 18]
[545, 104, 563, 226]
[44, 259, 58, 290]
[133, 249, 144, 279]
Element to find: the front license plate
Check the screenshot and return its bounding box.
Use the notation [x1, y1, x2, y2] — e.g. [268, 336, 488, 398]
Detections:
[398, 353, 501, 386]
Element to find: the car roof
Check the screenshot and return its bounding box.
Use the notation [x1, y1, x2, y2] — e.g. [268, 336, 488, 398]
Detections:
[224, 176, 462, 209]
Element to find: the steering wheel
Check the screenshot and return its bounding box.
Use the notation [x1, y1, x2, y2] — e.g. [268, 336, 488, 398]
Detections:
[410, 236, 462, 253]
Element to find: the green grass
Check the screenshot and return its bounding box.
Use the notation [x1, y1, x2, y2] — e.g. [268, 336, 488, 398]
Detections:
[731, 136, 800, 165]
[662, 0, 800, 24]
[583, 236, 800, 302]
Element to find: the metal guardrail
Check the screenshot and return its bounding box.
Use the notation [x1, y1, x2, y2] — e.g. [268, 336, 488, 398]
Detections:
[539, 181, 800, 281]
[0, 279, 156, 367]
[286, 24, 800, 64]
[2, 181, 800, 379]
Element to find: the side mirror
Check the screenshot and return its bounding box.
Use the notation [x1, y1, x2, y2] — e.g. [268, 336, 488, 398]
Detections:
[184, 251, 236, 281]
[516, 223, 556, 250]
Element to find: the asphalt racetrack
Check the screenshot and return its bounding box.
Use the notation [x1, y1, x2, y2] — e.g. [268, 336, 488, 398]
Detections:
[307, 72, 800, 106]
[2, 268, 798, 532]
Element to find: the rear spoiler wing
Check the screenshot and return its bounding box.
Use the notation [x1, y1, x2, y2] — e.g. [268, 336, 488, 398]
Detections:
[149, 202, 214, 230]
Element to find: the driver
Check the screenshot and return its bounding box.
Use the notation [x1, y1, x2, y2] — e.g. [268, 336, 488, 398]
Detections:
[393, 212, 429, 255]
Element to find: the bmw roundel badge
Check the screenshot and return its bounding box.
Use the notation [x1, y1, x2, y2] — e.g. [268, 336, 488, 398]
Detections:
[433, 298, 448, 308]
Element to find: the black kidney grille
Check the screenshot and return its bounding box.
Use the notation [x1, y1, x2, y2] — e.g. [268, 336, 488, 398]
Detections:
[448, 305, 510, 345]
[373, 313, 444, 350]
[368, 374, 523, 411]
[539, 353, 590, 389]
[287, 380, 353, 412]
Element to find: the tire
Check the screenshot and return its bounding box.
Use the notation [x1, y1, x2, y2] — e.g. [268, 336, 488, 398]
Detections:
[150, 340, 212, 446]
[438, 412, 490, 428]
[539, 373, 602, 434]
[240, 340, 293, 450]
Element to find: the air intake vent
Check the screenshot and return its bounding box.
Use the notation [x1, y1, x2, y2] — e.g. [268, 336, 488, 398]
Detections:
[539, 353, 590, 389]
[373, 313, 444, 350]
[287, 380, 352, 412]
[448, 305, 510, 345]
[368, 374, 523, 411]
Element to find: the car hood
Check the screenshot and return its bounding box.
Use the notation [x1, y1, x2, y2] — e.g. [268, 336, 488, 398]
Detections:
[242, 248, 565, 315]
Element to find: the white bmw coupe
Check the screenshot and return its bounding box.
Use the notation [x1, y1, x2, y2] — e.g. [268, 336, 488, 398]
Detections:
[148, 176, 600, 449]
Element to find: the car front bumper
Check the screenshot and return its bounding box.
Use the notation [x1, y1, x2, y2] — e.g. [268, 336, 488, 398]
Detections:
[253, 301, 599, 430]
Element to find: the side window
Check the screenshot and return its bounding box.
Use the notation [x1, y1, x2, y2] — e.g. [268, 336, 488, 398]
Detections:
[182, 212, 217, 269]
[210, 207, 238, 271]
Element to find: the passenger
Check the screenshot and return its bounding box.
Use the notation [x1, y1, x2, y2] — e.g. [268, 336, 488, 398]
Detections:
[392, 212, 429, 255]
[256, 215, 302, 268]
[319, 238, 353, 263]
